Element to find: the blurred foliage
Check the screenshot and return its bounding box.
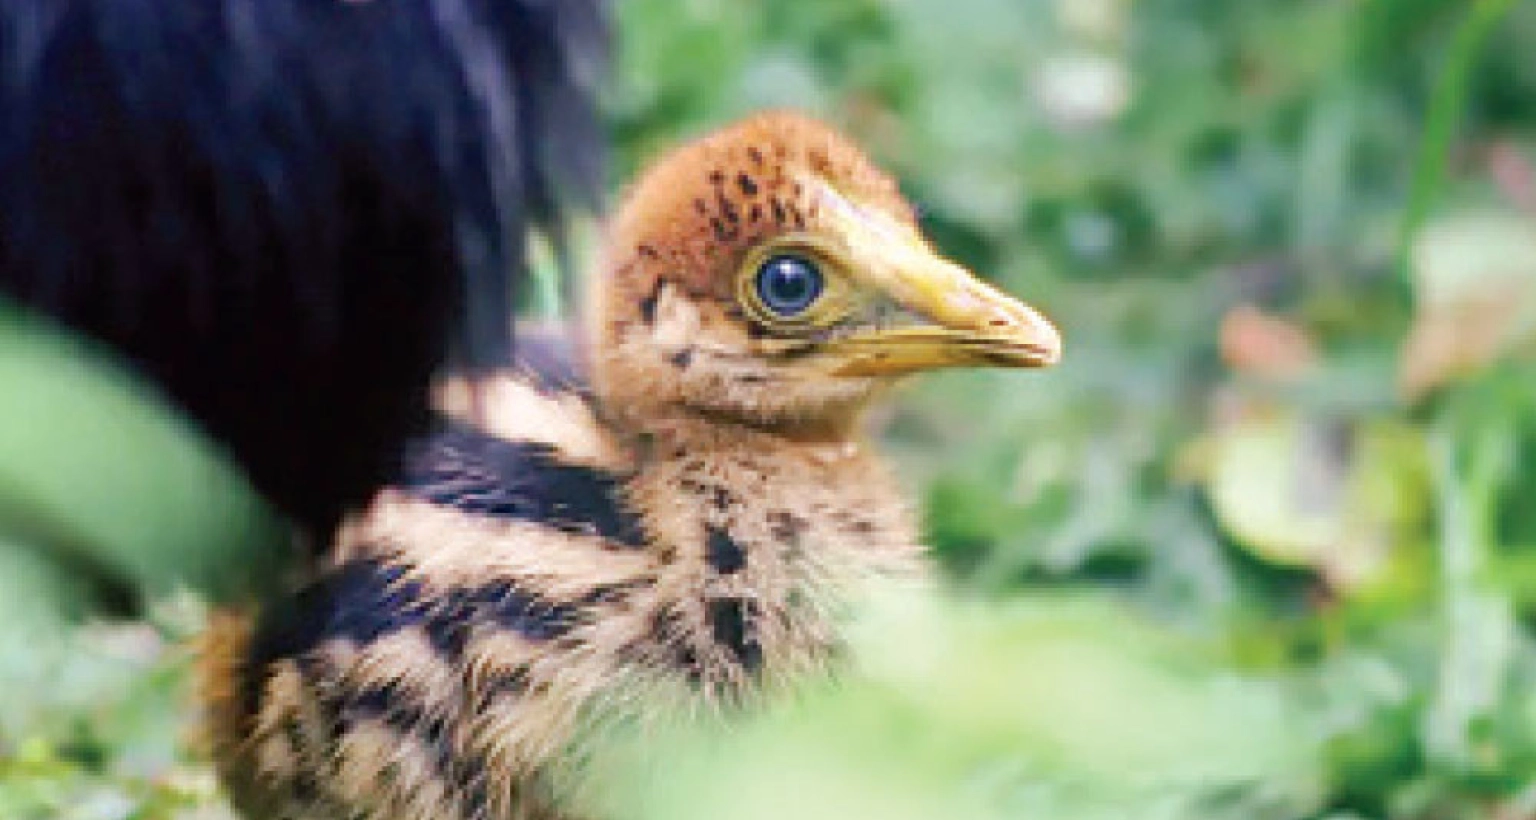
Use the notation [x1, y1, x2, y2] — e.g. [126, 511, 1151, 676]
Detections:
[8, 0, 1536, 817]
[0, 305, 280, 818]
[0, 303, 288, 614]
[577, 595, 1324, 820]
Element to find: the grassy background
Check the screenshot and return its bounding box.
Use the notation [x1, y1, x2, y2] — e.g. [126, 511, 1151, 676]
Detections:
[6, 0, 1536, 817]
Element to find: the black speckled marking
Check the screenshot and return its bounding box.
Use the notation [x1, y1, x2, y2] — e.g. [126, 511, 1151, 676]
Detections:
[716, 190, 740, 224]
[710, 218, 735, 242]
[708, 598, 761, 672]
[736, 173, 758, 196]
[279, 707, 321, 801]
[477, 665, 531, 708]
[770, 198, 787, 225]
[639, 279, 662, 324]
[669, 347, 694, 369]
[706, 526, 746, 575]
[767, 510, 807, 542]
[582, 579, 650, 606]
[649, 608, 702, 683]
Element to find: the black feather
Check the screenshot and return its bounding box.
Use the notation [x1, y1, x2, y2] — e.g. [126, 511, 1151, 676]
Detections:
[399, 423, 646, 548]
[706, 526, 747, 575]
[243, 556, 580, 715]
[0, 0, 606, 534]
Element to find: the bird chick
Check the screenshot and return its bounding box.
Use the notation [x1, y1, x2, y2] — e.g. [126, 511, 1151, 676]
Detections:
[200, 112, 1061, 820]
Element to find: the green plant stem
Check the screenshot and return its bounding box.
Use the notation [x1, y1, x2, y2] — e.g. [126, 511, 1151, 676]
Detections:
[1398, 0, 1519, 285]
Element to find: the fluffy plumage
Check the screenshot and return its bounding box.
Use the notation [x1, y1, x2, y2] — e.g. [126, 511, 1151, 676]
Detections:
[0, 0, 605, 533]
[200, 113, 1060, 820]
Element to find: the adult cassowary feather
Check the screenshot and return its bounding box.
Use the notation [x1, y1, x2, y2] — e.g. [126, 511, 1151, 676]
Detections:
[0, 0, 605, 543]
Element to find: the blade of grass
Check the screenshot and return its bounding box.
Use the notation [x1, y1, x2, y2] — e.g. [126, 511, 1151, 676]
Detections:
[1398, 0, 1520, 286]
[1423, 406, 1517, 769]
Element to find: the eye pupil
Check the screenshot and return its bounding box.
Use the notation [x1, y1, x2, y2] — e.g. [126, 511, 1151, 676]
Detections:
[755, 255, 823, 316]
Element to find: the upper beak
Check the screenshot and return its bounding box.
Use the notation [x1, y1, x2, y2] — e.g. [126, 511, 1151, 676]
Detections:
[815, 191, 1062, 377]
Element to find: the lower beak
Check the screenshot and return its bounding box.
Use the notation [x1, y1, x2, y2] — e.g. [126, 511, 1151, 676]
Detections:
[826, 247, 1062, 378]
[827, 325, 1060, 376]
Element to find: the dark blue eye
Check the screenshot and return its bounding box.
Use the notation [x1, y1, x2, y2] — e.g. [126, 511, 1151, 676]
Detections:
[755, 254, 824, 316]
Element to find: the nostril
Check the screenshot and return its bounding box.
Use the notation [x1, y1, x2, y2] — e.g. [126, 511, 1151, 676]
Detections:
[988, 318, 1011, 328]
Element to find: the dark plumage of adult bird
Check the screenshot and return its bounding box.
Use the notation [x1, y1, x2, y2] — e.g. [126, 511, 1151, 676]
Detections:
[200, 112, 1062, 820]
[0, 0, 605, 558]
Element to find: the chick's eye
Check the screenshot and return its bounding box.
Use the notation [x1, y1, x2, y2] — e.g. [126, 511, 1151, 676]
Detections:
[755, 255, 824, 316]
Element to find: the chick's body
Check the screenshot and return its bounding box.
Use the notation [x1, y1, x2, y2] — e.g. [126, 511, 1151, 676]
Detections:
[205, 378, 917, 820]
[201, 113, 1060, 820]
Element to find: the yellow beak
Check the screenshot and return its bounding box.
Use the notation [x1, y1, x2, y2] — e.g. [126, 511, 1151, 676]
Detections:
[814, 186, 1062, 377]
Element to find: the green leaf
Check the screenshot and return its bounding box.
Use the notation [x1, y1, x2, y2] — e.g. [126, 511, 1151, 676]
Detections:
[0, 300, 288, 603]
